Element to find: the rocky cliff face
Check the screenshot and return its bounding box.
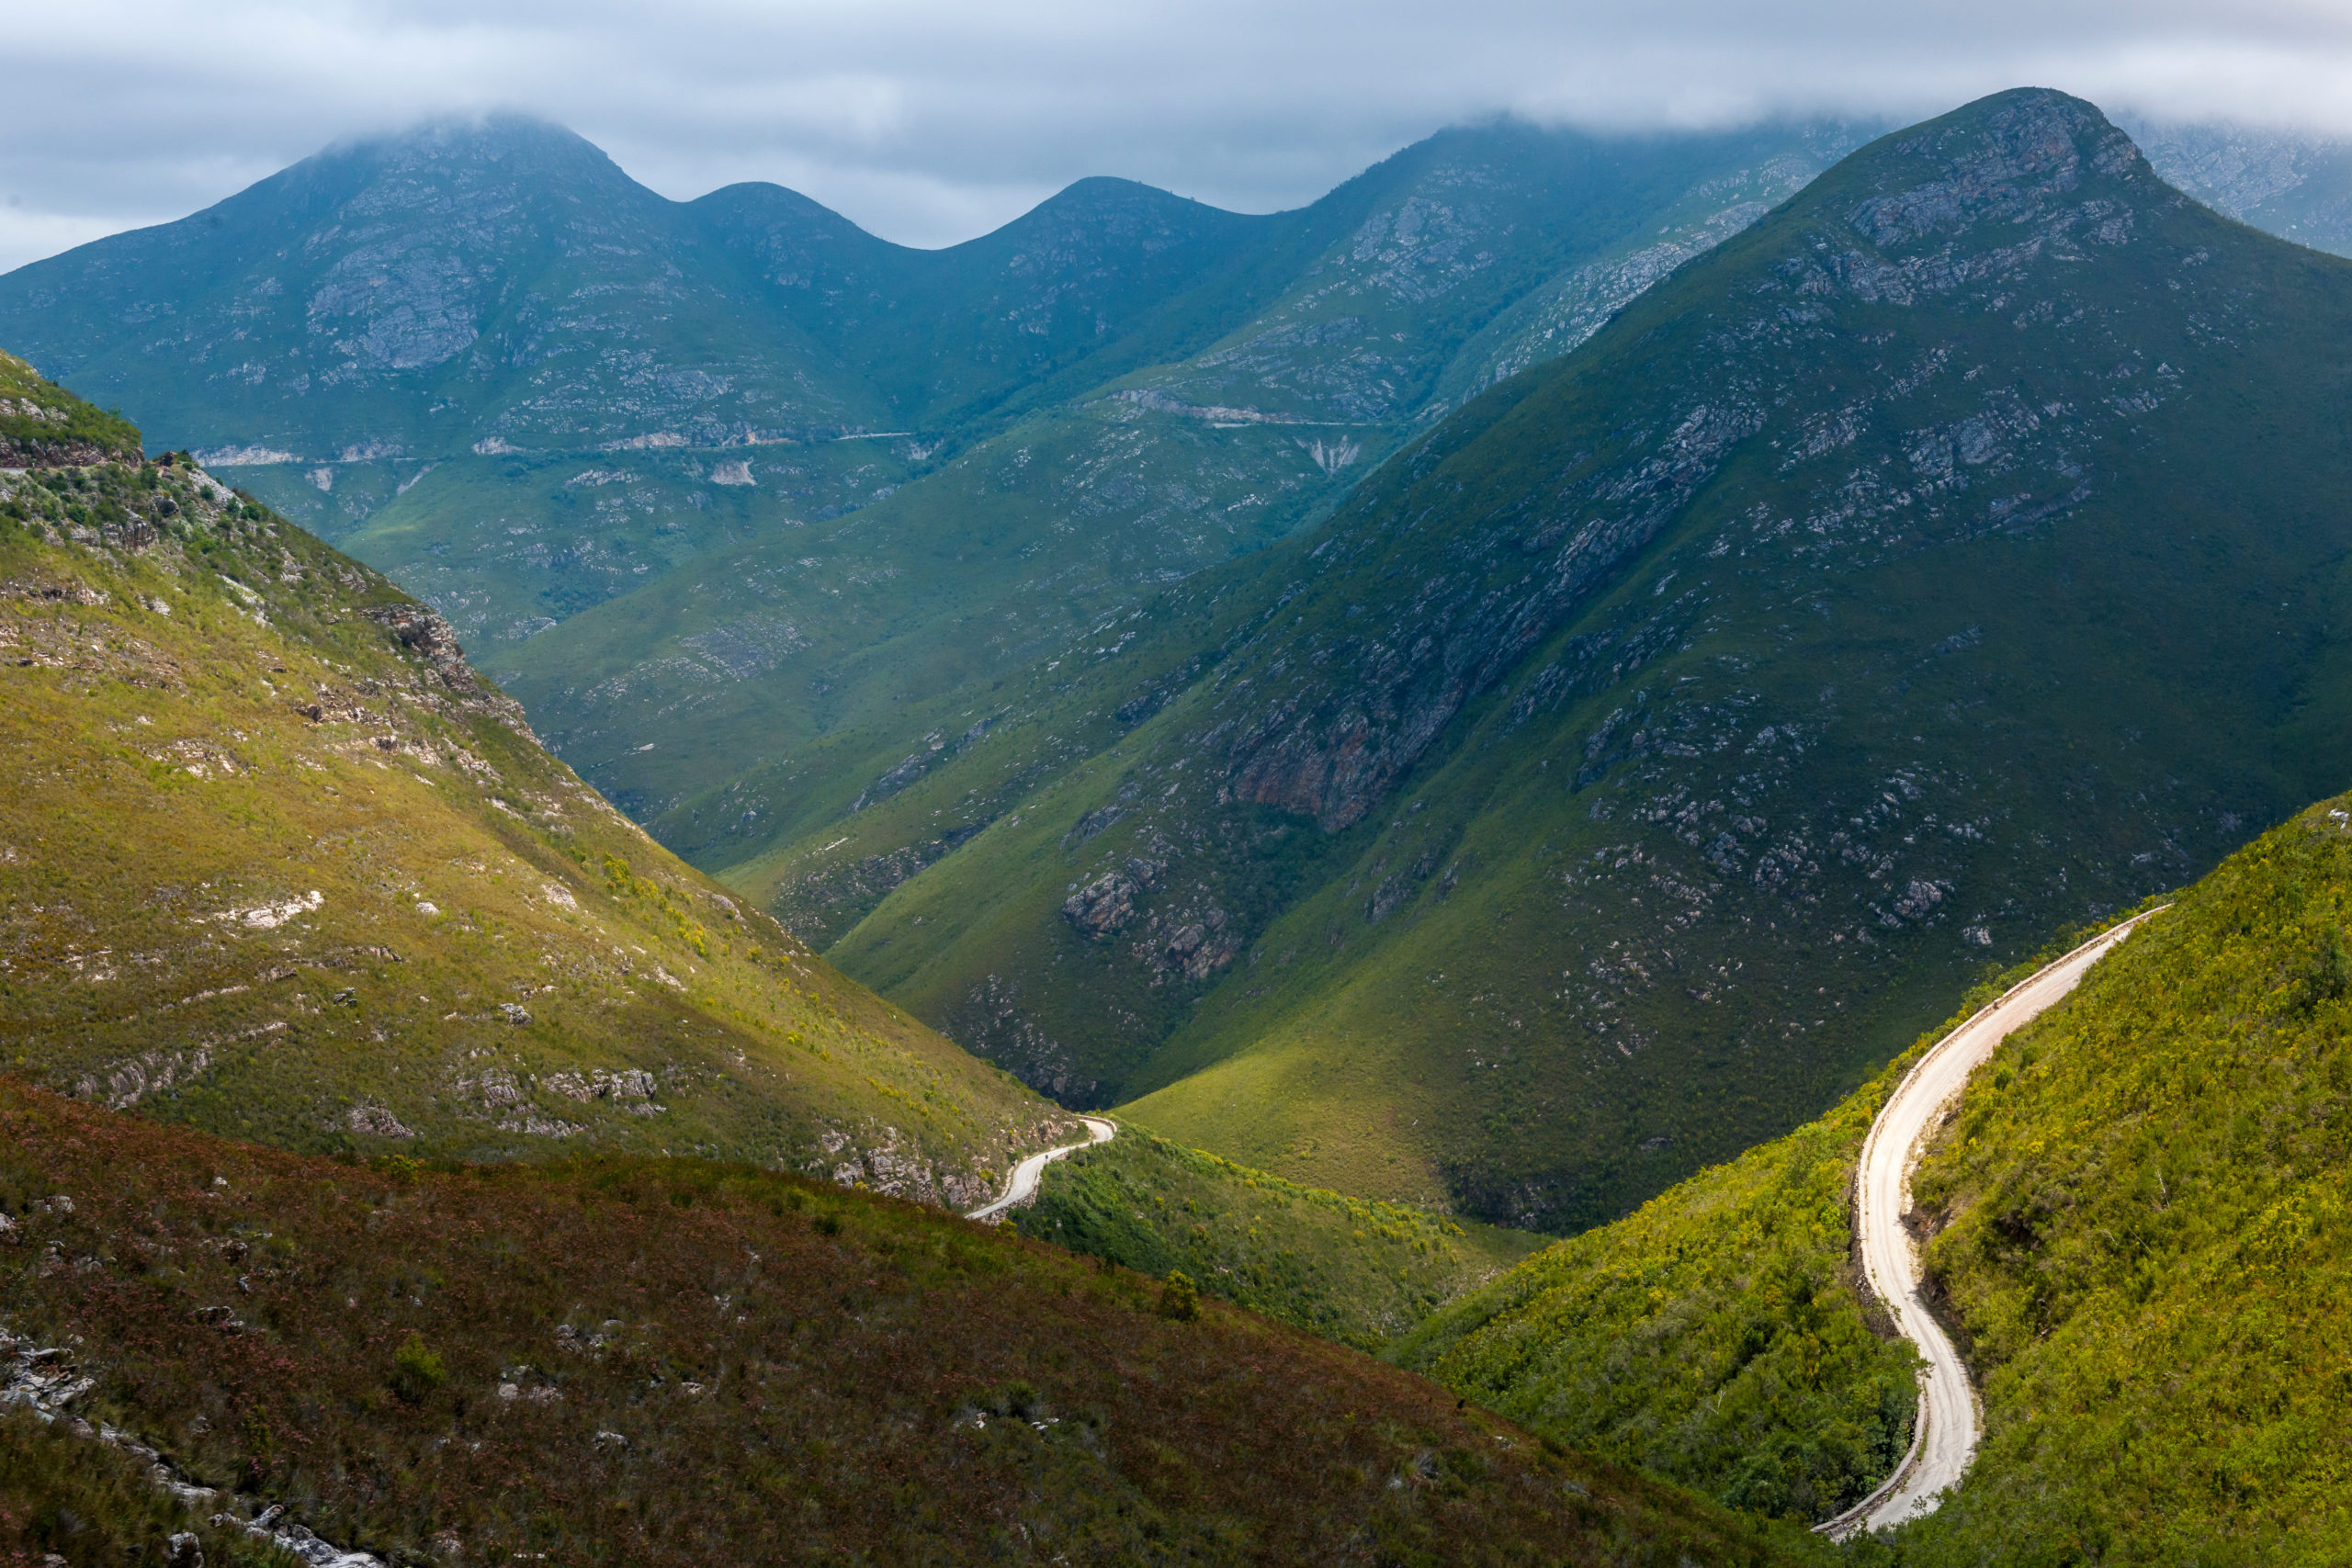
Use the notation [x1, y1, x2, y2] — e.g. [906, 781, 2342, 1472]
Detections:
[1198, 92, 2163, 843]
[813, 90, 2352, 1229]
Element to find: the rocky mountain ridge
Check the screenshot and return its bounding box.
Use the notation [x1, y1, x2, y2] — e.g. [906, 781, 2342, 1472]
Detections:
[780, 90, 2352, 1233]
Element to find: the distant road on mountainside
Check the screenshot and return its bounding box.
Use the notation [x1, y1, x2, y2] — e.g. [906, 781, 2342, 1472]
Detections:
[967, 1117, 1117, 1222]
[1824, 908, 2167, 1540]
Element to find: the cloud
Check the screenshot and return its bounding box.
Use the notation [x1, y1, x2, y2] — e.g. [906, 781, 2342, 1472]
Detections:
[4, 0, 2351, 271]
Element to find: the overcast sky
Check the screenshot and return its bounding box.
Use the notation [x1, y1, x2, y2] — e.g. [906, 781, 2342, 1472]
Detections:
[6, 0, 2351, 272]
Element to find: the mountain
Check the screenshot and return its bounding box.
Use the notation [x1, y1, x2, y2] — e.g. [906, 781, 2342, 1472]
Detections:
[0, 117, 885, 462]
[0, 1078, 1827, 1567]
[1403, 784, 2352, 1557]
[0, 356, 1072, 1207]
[729, 88, 2352, 1235]
[485, 120, 1867, 874]
[0, 113, 1871, 756]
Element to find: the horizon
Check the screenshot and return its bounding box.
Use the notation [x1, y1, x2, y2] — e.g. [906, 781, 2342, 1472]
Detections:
[7, 0, 2352, 273]
[0, 87, 2334, 278]
[0, 104, 1890, 271]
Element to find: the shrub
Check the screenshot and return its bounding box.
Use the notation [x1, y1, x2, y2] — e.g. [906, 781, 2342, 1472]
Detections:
[1158, 1269, 1201, 1322]
[390, 1335, 447, 1403]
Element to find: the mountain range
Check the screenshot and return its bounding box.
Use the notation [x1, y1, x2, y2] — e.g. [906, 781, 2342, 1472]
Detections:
[0, 341, 1841, 1567]
[657, 88, 2352, 1232]
[11, 75, 2352, 1561]
[11, 93, 2352, 1246]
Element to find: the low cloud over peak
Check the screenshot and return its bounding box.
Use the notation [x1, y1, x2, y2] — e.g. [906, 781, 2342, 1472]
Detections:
[6, 0, 2350, 272]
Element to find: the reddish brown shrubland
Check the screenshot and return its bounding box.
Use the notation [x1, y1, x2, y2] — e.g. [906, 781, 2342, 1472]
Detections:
[0, 1079, 1819, 1565]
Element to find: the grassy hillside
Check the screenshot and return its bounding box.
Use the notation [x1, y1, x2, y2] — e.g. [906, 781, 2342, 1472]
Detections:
[0, 1077, 1828, 1566]
[1381, 936, 2128, 1523]
[766, 90, 2352, 1234]
[0, 1408, 285, 1568]
[1403, 789, 2352, 1555]
[1011, 1128, 1542, 1349]
[1898, 799, 2352, 1562]
[0, 347, 139, 468]
[1388, 1063, 1918, 1527]
[0, 361, 1070, 1206]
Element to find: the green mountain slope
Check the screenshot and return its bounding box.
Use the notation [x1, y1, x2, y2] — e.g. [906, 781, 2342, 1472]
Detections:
[499, 123, 1868, 901]
[0, 359, 1071, 1204]
[1011, 1127, 1543, 1349]
[1404, 786, 2352, 1558]
[0, 1078, 1828, 1567]
[1, 348, 141, 468]
[773, 89, 2352, 1234]
[1899, 807, 2352, 1561]
[315, 441, 915, 664]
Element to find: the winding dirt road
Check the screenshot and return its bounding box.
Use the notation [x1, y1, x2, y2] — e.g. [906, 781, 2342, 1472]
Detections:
[1819, 908, 2165, 1540]
[965, 1117, 1116, 1223]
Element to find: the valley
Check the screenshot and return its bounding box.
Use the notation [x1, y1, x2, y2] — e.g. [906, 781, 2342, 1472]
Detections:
[8, 68, 2352, 1562]
[753, 88, 2352, 1235]
[1399, 787, 2352, 1561]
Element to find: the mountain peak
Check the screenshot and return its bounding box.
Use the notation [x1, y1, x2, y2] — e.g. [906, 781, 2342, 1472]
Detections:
[1832, 87, 2154, 252]
[288, 110, 637, 199]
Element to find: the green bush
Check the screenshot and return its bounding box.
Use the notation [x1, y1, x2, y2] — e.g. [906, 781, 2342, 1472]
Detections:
[1157, 1269, 1201, 1322]
[390, 1334, 447, 1403]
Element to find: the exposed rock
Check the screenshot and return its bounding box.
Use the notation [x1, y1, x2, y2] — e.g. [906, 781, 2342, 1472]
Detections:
[1062, 805, 1125, 848]
[0, 434, 135, 469]
[1063, 871, 1136, 940]
[345, 1103, 415, 1139]
[363, 604, 474, 690]
[1137, 900, 1237, 984]
[542, 1067, 663, 1114]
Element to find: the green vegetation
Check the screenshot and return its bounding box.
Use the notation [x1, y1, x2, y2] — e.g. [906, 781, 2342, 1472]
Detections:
[0, 371, 1072, 1205]
[390, 1332, 447, 1402]
[1012, 1130, 1542, 1348]
[1392, 1077, 1914, 1524]
[232, 443, 915, 684]
[0, 1077, 1828, 1566]
[702, 89, 2352, 1237]
[0, 1409, 288, 1568]
[1156, 1269, 1202, 1322]
[1894, 797, 2352, 1562]
[0, 349, 140, 467]
[1401, 793, 2352, 1554]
